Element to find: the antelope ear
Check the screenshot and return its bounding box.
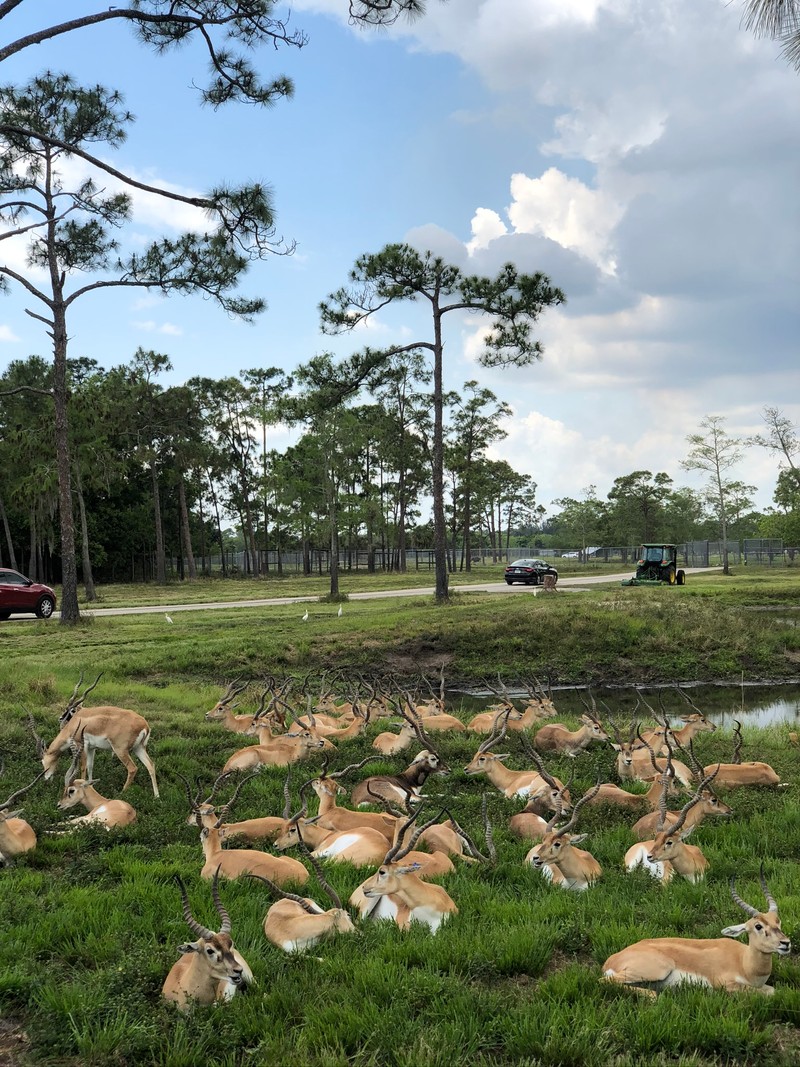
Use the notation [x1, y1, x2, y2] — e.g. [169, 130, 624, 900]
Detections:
[610, 744, 622, 751]
[569, 833, 588, 844]
[679, 824, 696, 840]
[721, 923, 748, 939]
[178, 941, 202, 955]
[495, 753, 511, 762]
[397, 862, 422, 875]
[336, 784, 347, 795]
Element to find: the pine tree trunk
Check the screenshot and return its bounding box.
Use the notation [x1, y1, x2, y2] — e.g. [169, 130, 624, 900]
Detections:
[432, 313, 449, 602]
[75, 470, 97, 601]
[52, 311, 80, 622]
[177, 474, 197, 579]
[151, 459, 167, 584]
[0, 491, 17, 569]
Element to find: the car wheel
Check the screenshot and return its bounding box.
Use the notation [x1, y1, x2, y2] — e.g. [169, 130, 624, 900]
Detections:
[505, 579, 514, 585]
[36, 596, 55, 619]
[0, 611, 10, 621]
[528, 576, 539, 586]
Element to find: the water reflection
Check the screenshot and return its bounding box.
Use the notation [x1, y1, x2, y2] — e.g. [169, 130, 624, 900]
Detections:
[449, 684, 800, 729]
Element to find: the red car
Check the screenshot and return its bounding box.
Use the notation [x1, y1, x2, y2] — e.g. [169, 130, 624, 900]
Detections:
[0, 568, 57, 620]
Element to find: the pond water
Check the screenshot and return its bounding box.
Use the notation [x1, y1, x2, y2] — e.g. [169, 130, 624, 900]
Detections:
[448, 683, 800, 730]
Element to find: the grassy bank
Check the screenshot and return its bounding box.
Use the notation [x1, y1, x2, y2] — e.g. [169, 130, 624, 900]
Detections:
[0, 574, 798, 1065]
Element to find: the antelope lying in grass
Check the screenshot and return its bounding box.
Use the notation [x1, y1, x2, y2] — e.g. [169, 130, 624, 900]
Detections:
[183, 771, 293, 845]
[56, 732, 137, 830]
[701, 720, 786, 789]
[464, 716, 570, 802]
[221, 724, 329, 773]
[204, 679, 253, 733]
[372, 720, 416, 756]
[249, 863, 356, 954]
[603, 871, 790, 996]
[533, 694, 609, 757]
[609, 718, 694, 788]
[309, 759, 397, 841]
[624, 766, 721, 884]
[637, 689, 716, 754]
[274, 801, 393, 868]
[350, 749, 446, 810]
[29, 673, 159, 796]
[526, 780, 603, 891]
[352, 811, 459, 932]
[0, 767, 45, 864]
[162, 871, 253, 1010]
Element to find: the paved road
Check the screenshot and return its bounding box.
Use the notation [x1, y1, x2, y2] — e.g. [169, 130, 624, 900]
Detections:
[5, 568, 722, 620]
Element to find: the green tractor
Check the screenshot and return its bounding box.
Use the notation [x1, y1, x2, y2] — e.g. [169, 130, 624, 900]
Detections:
[621, 544, 686, 586]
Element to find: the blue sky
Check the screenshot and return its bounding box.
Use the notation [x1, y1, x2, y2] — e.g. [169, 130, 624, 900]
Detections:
[0, 1, 798, 518]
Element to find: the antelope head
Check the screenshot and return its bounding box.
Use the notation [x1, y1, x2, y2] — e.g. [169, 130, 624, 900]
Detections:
[722, 868, 790, 956]
[174, 870, 247, 987]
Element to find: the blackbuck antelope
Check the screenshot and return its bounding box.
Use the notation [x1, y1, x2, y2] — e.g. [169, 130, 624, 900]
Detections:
[350, 750, 446, 810]
[701, 720, 785, 789]
[609, 718, 694, 788]
[603, 870, 790, 996]
[57, 732, 137, 830]
[248, 869, 356, 954]
[630, 736, 731, 840]
[204, 679, 253, 732]
[221, 724, 329, 773]
[533, 694, 609, 757]
[29, 674, 159, 797]
[0, 767, 45, 863]
[464, 718, 570, 802]
[353, 811, 459, 932]
[526, 780, 603, 891]
[162, 872, 253, 1010]
[183, 771, 292, 845]
[274, 795, 393, 867]
[372, 720, 416, 756]
[193, 788, 310, 885]
[309, 759, 397, 841]
[624, 766, 721, 883]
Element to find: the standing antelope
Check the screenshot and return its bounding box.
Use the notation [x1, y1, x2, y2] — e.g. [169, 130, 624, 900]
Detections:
[162, 872, 253, 1010]
[0, 768, 45, 863]
[526, 781, 603, 891]
[603, 871, 790, 995]
[29, 674, 159, 797]
[57, 733, 137, 830]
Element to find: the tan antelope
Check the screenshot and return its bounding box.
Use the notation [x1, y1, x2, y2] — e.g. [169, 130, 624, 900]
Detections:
[248, 868, 356, 953]
[28, 674, 159, 797]
[464, 717, 570, 802]
[221, 724, 329, 773]
[204, 679, 253, 733]
[56, 732, 137, 830]
[630, 736, 731, 840]
[197, 811, 309, 886]
[372, 720, 416, 756]
[637, 689, 716, 754]
[309, 759, 397, 841]
[183, 770, 293, 845]
[701, 720, 785, 789]
[162, 871, 253, 1010]
[526, 780, 603, 891]
[0, 767, 45, 863]
[603, 871, 790, 996]
[624, 767, 721, 884]
[609, 717, 694, 788]
[274, 814, 391, 867]
[533, 693, 609, 757]
[588, 725, 681, 813]
[352, 811, 459, 932]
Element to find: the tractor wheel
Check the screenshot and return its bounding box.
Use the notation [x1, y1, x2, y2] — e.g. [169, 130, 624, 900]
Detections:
[667, 568, 677, 585]
[676, 570, 686, 586]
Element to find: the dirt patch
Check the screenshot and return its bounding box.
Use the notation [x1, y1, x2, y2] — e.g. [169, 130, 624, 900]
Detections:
[0, 1021, 30, 1067]
[383, 642, 454, 674]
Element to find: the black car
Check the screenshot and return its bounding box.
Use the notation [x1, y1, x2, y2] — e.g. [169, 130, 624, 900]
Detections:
[504, 558, 559, 586]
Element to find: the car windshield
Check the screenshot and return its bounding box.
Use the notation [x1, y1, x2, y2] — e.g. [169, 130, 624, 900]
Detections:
[511, 560, 543, 567]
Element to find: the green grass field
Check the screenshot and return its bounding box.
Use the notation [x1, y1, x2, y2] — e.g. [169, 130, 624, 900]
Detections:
[0, 572, 798, 1065]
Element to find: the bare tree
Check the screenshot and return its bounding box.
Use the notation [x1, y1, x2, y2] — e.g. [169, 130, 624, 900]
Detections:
[682, 416, 746, 575]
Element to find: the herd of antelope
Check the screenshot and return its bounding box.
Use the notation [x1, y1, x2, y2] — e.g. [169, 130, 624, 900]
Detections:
[2, 670, 792, 1008]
